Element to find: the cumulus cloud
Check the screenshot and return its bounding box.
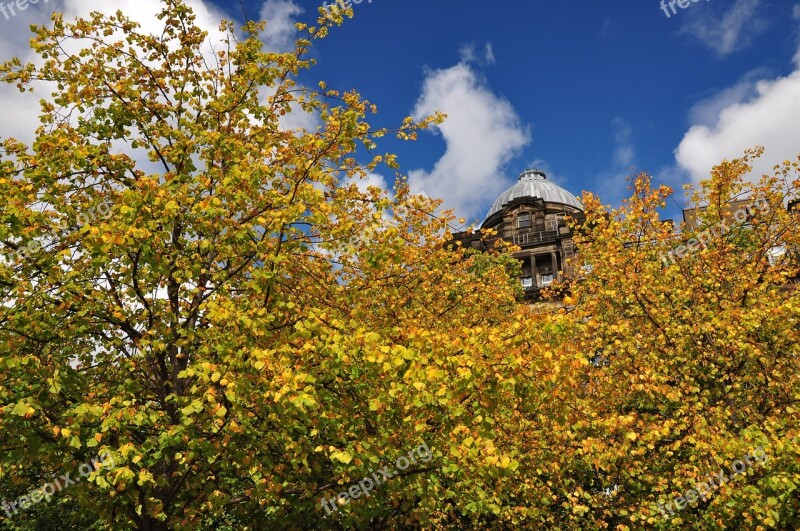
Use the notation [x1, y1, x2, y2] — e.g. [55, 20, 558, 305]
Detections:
[256, 84, 321, 133]
[675, 69, 800, 184]
[64, 0, 225, 37]
[0, 0, 228, 146]
[671, 2, 800, 185]
[686, 68, 771, 128]
[679, 0, 767, 57]
[258, 0, 303, 53]
[255, 2, 318, 132]
[0, 0, 319, 150]
[0, 0, 60, 58]
[351, 172, 391, 198]
[407, 63, 530, 222]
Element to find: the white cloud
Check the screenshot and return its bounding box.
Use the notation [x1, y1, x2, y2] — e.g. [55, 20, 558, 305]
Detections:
[0, 0, 60, 58]
[256, 2, 322, 133]
[458, 42, 496, 66]
[0, 84, 42, 147]
[407, 63, 530, 222]
[360, 172, 389, 193]
[612, 117, 634, 167]
[794, 4, 800, 66]
[675, 69, 800, 184]
[351, 172, 391, 198]
[679, 0, 766, 56]
[484, 43, 496, 65]
[63, 0, 226, 37]
[0, 0, 317, 150]
[278, 100, 321, 132]
[0, 0, 228, 147]
[256, 83, 321, 133]
[258, 0, 303, 53]
[687, 69, 770, 128]
[673, 5, 800, 186]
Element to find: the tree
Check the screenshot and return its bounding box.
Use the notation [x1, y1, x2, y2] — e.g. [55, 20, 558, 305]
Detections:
[0, 2, 528, 528]
[540, 148, 800, 529]
[4, 2, 799, 529]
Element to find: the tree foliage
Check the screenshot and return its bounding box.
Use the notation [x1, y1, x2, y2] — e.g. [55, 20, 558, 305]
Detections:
[0, 2, 518, 528]
[1, 1, 799, 530]
[541, 148, 800, 529]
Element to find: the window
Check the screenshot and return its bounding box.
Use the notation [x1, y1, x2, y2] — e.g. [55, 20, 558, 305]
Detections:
[517, 212, 531, 229]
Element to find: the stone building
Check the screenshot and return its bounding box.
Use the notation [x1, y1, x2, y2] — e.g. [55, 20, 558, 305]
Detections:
[453, 169, 585, 300]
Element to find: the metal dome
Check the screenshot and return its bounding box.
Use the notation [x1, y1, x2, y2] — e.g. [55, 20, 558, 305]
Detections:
[484, 169, 583, 221]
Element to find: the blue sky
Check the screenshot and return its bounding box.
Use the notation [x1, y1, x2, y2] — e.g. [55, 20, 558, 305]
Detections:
[1, 0, 799, 224]
[243, 0, 800, 224]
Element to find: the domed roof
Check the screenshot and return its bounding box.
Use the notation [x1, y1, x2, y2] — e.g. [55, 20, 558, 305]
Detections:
[484, 169, 583, 221]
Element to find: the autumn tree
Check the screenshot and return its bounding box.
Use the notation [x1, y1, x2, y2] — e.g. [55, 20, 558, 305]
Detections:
[0, 2, 536, 529]
[4, 1, 798, 529]
[538, 148, 800, 529]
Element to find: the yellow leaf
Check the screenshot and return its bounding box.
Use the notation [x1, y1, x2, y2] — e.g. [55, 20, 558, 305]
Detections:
[332, 451, 353, 464]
